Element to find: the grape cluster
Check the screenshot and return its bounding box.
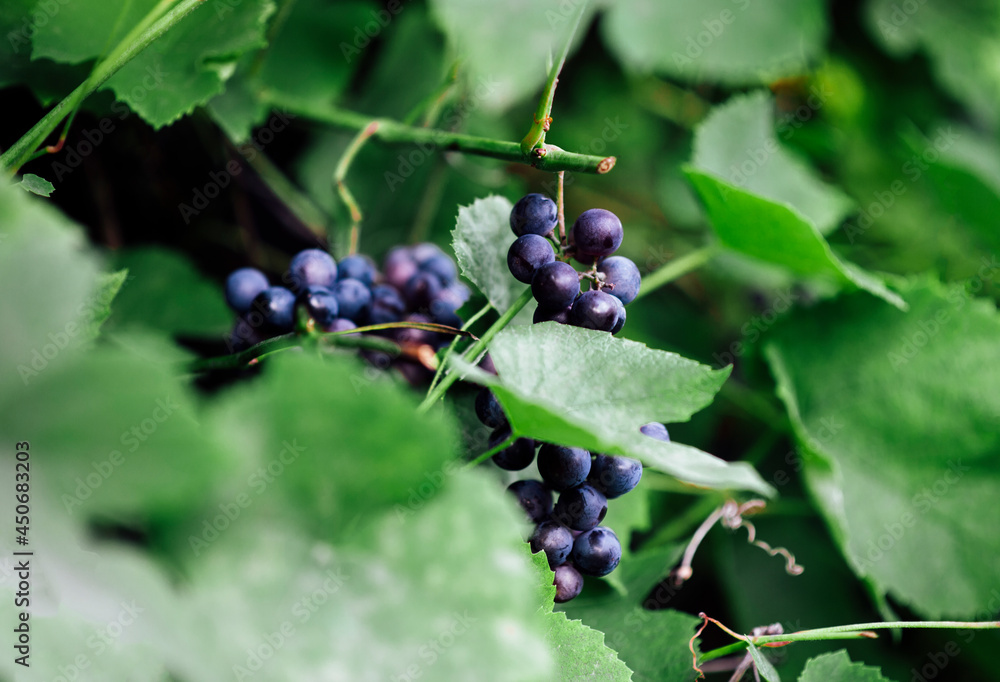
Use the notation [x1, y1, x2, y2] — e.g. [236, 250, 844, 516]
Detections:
[223, 245, 468, 363]
[506, 194, 641, 334]
[476, 387, 671, 603]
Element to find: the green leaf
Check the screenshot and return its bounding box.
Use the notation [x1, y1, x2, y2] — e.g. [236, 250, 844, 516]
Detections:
[602, 0, 827, 85]
[746, 640, 782, 682]
[765, 279, 1000, 618]
[427, 0, 592, 110]
[105, 247, 231, 336]
[0, 182, 103, 402]
[451, 194, 523, 312]
[17, 173, 55, 196]
[528, 551, 634, 681]
[798, 650, 893, 682]
[865, 0, 1000, 122]
[80, 269, 129, 342]
[182, 472, 555, 680]
[480, 323, 773, 496]
[692, 92, 853, 235]
[685, 168, 906, 310]
[207, 352, 460, 541]
[29, 0, 152, 65]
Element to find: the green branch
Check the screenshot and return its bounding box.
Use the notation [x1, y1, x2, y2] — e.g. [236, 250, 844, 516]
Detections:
[633, 244, 720, 301]
[281, 103, 615, 175]
[1, 0, 205, 175]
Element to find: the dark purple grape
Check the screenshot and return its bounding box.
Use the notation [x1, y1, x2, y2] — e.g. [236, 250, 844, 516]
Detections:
[610, 295, 626, 335]
[225, 267, 269, 314]
[383, 247, 419, 290]
[510, 193, 558, 237]
[570, 290, 619, 332]
[640, 422, 670, 442]
[489, 427, 536, 471]
[420, 253, 458, 286]
[597, 256, 641, 304]
[298, 285, 339, 326]
[478, 354, 498, 375]
[507, 234, 555, 284]
[572, 209, 623, 262]
[429, 299, 463, 329]
[530, 521, 574, 568]
[571, 527, 621, 577]
[531, 261, 580, 310]
[507, 480, 552, 523]
[475, 388, 507, 429]
[553, 484, 607, 531]
[533, 305, 573, 324]
[404, 271, 444, 309]
[395, 313, 437, 346]
[321, 318, 357, 333]
[411, 242, 446, 265]
[588, 454, 642, 498]
[537, 444, 591, 492]
[368, 284, 407, 324]
[334, 278, 372, 322]
[553, 564, 584, 602]
[252, 286, 296, 333]
[227, 314, 265, 351]
[337, 254, 376, 286]
[286, 249, 337, 291]
[438, 282, 471, 310]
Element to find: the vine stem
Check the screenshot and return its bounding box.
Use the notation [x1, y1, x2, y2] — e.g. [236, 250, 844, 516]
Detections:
[633, 244, 720, 301]
[424, 301, 493, 398]
[1, 0, 203, 175]
[334, 120, 379, 254]
[557, 171, 567, 249]
[416, 287, 534, 414]
[464, 433, 515, 469]
[280, 102, 615, 174]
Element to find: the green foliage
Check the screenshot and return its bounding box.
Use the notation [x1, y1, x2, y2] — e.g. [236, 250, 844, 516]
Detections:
[798, 650, 893, 682]
[747, 640, 782, 682]
[766, 279, 1000, 619]
[451, 194, 522, 312]
[17, 173, 55, 196]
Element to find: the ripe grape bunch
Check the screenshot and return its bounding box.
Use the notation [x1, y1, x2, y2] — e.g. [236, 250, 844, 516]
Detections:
[476, 388, 671, 603]
[507, 193, 641, 333]
[222, 244, 468, 372]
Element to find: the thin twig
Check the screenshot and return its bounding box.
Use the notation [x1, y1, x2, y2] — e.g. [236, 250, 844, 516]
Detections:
[333, 120, 379, 254]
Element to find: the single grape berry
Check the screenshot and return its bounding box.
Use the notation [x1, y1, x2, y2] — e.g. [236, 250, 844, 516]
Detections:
[475, 388, 507, 429]
[571, 209, 623, 262]
[337, 254, 376, 286]
[530, 521, 574, 568]
[411, 242, 446, 265]
[508, 234, 555, 284]
[287, 249, 337, 290]
[534, 305, 573, 324]
[429, 299, 463, 329]
[640, 422, 670, 442]
[570, 290, 619, 332]
[419, 253, 458, 286]
[404, 271, 444, 309]
[334, 278, 372, 322]
[321, 318, 357, 333]
[368, 284, 407, 324]
[537, 444, 591, 492]
[553, 484, 607, 531]
[225, 267, 269, 314]
[383, 247, 419, 290]
[553, 564, 584, 603]
[588, 454, 642, 499]
[299, 285, 339, 326]
[571, 527, 622, 577]
[507, 480, 552, 524]
[531, 261, 580, 311]
[510, 193, 558, 237]
[438, 282, 471, 310]
[252, 286, 296, 332]
[610, 295, 626, 335]
[597, 256, 641, 305]
[489, 427, 536, 471]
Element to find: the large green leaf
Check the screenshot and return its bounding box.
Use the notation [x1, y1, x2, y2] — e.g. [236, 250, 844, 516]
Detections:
[451, 195, 523, 312]
[602, 0, 827, 85]
[529, 550, 633, 681]
[798, 650, 893, 682]
[765, 279, 1000, 619]
[475, 323, 773, 496]
[692, 92, 853, 235]
[206, 352, 460, 541]
[685, 169, 906, 309]
[181, 472, 555, 680]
